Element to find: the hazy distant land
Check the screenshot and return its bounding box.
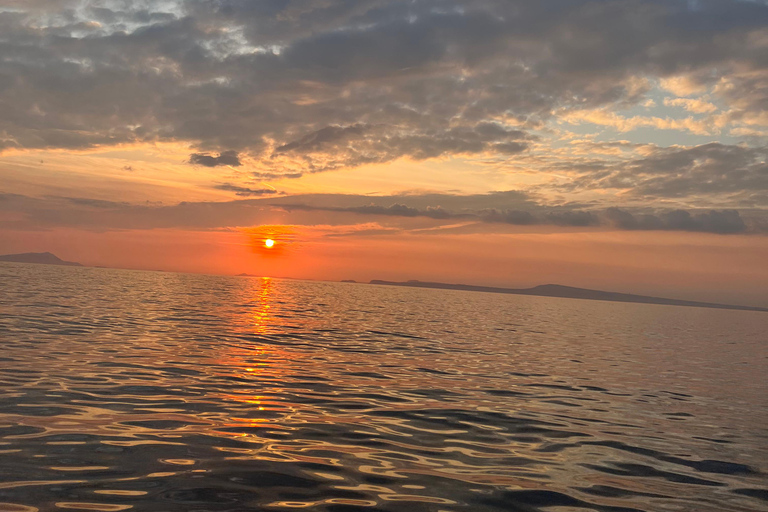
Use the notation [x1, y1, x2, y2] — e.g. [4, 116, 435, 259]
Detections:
[369, 280, 768, 312]
[2, 252, 763, 312]
[0, 252, 82, 267]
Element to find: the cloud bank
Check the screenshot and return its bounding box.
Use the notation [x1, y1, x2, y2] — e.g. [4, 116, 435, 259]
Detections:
[1, 0, 767, 238]
[0, 2, 765, 169]
[1, 191, 763, 235]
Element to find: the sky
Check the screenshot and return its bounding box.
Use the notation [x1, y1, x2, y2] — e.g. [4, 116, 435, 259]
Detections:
[0, 0, 767, 305]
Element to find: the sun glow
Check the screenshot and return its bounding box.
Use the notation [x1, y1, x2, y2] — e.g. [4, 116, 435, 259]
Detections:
[264, 239, 275, 248]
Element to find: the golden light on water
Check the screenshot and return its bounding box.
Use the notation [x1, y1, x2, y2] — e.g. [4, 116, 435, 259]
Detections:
[264, 239, 275, 248]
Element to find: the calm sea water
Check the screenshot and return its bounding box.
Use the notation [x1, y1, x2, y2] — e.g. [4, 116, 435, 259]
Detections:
[0, 263, 766, 512]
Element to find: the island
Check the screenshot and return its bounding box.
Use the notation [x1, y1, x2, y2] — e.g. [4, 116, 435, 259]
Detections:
[0, 252, 82, 267]
[369, 280, 767, 312]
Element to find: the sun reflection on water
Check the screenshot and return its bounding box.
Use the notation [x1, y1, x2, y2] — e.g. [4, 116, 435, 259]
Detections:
[1, 266, 766, 512]
[252, 277, 273, 334]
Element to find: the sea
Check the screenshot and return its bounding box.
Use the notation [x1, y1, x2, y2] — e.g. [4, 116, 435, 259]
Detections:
[0, 262, 766, 512]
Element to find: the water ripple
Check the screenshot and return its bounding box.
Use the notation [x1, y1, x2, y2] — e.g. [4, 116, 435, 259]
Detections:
[0, 263, 766, 511]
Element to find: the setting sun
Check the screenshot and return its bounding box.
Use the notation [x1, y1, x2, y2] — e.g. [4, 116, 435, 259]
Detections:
[264, 239, 275, 248]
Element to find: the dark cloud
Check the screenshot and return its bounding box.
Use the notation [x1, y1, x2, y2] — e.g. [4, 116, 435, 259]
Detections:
[605, 208, 748, 234]
[560, 143, 768, 207]
[0, 0, 767, 240]
[214, 183, 277, 197]
[281, 202, 457, 220]
[62, 197, 131, 209]
[0, 0, 765, 189]
[479, 209, 537, 225]
[269, 122, 531, 173]
[605, 207, 665, 230]
[346, 203, 438, 218]
[1, 190, 766, 234]
[545, 210, 600, 227]
[479, 209, 598, 227]
[276, 125, 367, 153]
[190, 151, 242, 167]
[663, 210, 747, 234]
[272, 194, 747, 232]
[275, 195, 756, 233]
[251, 171, 304, 180]
[273, 190, 539, 218]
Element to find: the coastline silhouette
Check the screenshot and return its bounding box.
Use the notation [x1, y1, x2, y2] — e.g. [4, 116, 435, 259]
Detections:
[369, 280, 768, 312]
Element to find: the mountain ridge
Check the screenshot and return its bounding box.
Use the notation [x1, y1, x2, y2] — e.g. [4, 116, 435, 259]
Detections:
[0, 252, 82, 267]
[369, 280, 767, 312]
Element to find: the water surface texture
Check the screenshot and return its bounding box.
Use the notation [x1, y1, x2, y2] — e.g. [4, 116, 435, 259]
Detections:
[0, 263, 766, 511]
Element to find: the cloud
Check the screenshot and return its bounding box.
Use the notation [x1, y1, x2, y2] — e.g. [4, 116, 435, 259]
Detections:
[268, 122, 531, 174]
[273, 190, 540, 219]
[662, 210, 747, 234]
[214, 183, 277, 197]
[275, 125, 367, 154]
[344, 203, 454, 219]
[479, 209, 599, 227]
[479, 209, 537, 225]
[660, 75, 708, 97]
[190, 151, 242, 167]
[558, 143, 768, 207]
[0, 0, 766, 238]
[605, 208, 748, 234]
[286, 202, 458, 220]
[623, 144, 768, 202]
[560, 108, 719, 135]
[545, 210, 600, 227]
[1, 190, 766, 235]
[62, 197, 131, 209]
[271, 193, 755, 233]
[663, 97, 717, 114]
[0, 0, 765, 182]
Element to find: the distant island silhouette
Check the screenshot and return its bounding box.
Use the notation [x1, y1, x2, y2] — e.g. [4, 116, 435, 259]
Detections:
[370, 280, 767, 312]
[0, 252, 82, 267]
[2, 252, 763, 312]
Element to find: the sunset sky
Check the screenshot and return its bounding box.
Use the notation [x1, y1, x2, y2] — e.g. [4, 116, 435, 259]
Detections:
[1, 0, 767, 305]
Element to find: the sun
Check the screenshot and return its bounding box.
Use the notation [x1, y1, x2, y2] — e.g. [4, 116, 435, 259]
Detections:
[264, 238, 275, 248]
